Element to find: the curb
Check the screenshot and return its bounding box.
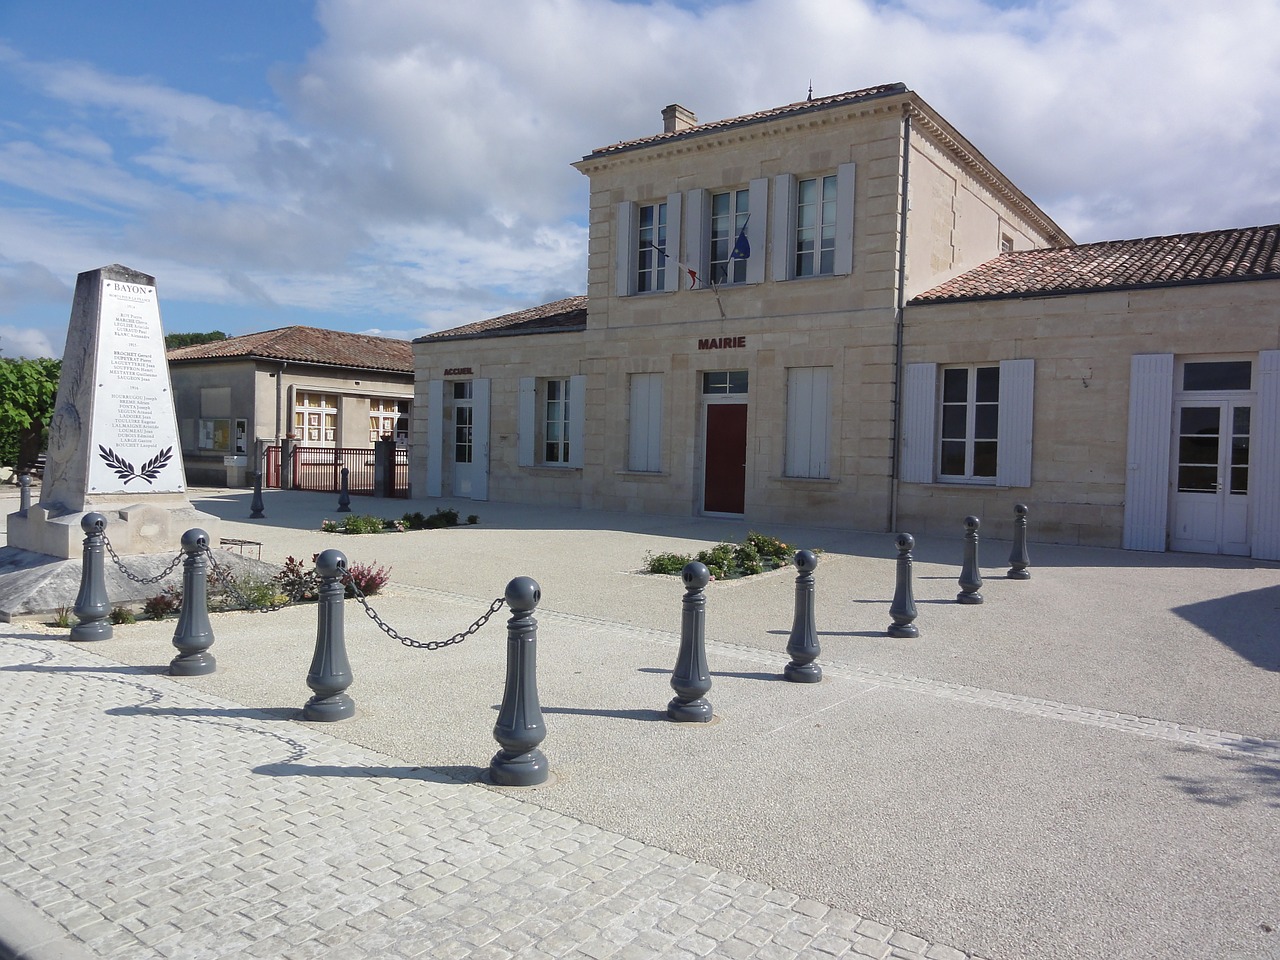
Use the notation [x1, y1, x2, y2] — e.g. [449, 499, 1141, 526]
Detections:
[0, 888, 97, 960]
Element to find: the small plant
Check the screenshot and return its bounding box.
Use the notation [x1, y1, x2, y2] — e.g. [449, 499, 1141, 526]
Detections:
[744, 531, 791, 565]
[143, 585, 182, 620]
[109, 606, 136, 625]
[321, 519, 340, 533]
[466, 514, 479, 525]
[345, 561, 391, 597]
[695, 543, 736, 580]
[274, 555, 319, 602]
[733, 541, 764, 576]
[644, 551, 694, 575]
[51, 606, 72, 628]
[343, 514, 386, 535]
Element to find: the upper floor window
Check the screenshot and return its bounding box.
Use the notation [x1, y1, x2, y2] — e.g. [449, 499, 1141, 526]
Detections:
[710, 189, 750, 285]
[636, 202, 667, 293]
[795, 175, 837, 277]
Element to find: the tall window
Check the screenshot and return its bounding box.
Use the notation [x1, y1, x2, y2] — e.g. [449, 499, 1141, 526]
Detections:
[544, 378, 571, 464]
[939, 366, 1000, 479]
[795, 175, 837, 277]
[710, 189, 750, 285]
[636, 202, 667, 293]
[451, 382, 472, 464]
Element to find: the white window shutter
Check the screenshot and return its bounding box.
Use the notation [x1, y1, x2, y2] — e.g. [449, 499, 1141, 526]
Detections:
[628, 373, 663, 472]
[568, 374, 587, 468]
[425, 379, 443, 497]
[615, 202, 633, 297]
[771, 174, 793, 282]
[1122, 353, 1174, 551]
[785, 367, 831, 478]
[471, 378, 490, 501]
[834, 162, 856, 276]
[517, 377, 535, 467]
[996, 358, 1034, 487]
[663, 192, 682, 292]
[1251, 350, 1280, 560]
[746, 178, 768, 284]
[685, 190, 708, 288]
[901, 363, 937, 484]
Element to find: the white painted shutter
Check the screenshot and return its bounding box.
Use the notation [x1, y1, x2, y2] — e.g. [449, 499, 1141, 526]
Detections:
[628, 373, 663, 472]
[517, 377, 535, 467]
[1122, 353, 1174, 551]
[834, 161, 857, 277]
[685, 189, 708, 288]
[615, 202, 633, 297]
[425, 379, 443, 497]
[996, 358, 1034, 487]
[771, 174, 794, 282]
[746, 178, 768, 284]
[472, 378, 490, 501]
[1251, 350, 1280, 560]
[900, 362, 937, 484]
[785, 367, 831, 478]
[568, 374, 587, 468]
[662, 193, 682, 292]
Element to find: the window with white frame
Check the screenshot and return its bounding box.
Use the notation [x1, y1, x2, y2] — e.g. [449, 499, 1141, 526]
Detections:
[771, 163, 856, 282]
[710, 189, 750, 285]
[785, 367, 831, 478]
[795, 175, 837, 277]
[369, 397, 410, 445]
[627, 373, 663, 472]
[294, 391, 338, 444]
[518, 375, 585, 468]
[636, 202, 667, 293]
[901, 360, 1034, 487]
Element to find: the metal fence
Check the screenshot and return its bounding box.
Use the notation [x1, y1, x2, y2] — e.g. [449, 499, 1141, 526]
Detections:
[264, 445, 409, 497]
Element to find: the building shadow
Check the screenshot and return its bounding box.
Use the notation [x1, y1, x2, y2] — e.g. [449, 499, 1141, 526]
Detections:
[1172, 585, 1280, 671]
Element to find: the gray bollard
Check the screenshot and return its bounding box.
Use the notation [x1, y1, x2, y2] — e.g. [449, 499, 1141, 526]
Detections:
[249, 467, 265, 519]
[1007, 503, 1031, 580]
[70, 513, 112, 641]
[888, 532, 920, 638]
[169, 528, 215, 676]
[303, 549, 355, 721]
[18, 471, 32, 514]
[784, 550, 821, 682]
[337, 466, 352, 513]
[957, 516, 984, 604]
[668, 561, 713, 722]
[490, 577, 549, 786]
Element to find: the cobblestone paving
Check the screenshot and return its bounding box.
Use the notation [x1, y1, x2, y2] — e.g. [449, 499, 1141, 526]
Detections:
[0, 635, 985, 960]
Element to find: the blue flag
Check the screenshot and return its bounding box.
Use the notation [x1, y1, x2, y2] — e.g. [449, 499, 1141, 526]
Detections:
[729, 224, 750, 261]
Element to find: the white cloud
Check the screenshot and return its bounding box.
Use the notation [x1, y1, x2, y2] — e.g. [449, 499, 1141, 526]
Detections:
[0, 323, 57, 359]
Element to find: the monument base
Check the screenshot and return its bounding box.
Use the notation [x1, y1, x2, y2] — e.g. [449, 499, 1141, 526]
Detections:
[6, 497, 220, 560]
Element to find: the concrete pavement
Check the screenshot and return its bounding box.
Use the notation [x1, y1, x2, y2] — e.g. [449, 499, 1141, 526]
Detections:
[1, 485, 1278, 960]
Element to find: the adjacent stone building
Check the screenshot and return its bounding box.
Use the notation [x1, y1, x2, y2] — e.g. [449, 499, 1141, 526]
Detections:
[411, 83, 1280, 559]
[168, 326, 413, 486]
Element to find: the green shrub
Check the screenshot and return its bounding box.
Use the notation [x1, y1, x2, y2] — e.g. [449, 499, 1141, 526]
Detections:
[143, 586, 182, 620]
[466, 514, 479, 525]
[695, 543, 736, 579]
[109, 606, 136, 625]
[744, 531, 791, 564]
[51, 606, 72, 628]
[274, 556, 319, 602]
[343, 514, 385, 535]
[733, 542, 764, 576]
[644, 551, 693, 575]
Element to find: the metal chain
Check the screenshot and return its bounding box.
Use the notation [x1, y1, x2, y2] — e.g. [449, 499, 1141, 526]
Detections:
[103, 534, 185, 585]
[345, 575, 505, 650]
[202, 546, 296, 613]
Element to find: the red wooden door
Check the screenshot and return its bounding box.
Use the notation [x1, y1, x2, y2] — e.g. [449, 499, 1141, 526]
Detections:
[704, 404, 747, 514]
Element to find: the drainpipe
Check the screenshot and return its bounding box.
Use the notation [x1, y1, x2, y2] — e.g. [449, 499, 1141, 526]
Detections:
[888, 110, 912, 534]
[275, 361, 288, 440]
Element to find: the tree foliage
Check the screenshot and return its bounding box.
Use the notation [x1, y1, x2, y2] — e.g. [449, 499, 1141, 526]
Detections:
[0, 357, 61, 469]
[165, 330, 228, 349]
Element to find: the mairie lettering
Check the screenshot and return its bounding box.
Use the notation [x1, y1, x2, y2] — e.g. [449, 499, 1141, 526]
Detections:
[697, 336, 746, 350]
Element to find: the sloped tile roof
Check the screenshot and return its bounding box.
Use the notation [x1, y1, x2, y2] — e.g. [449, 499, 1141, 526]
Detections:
[584, 83, 908, 159]
[912, 224, 1280, 304]
[415, 296, 588, 343]
[166, 326, 412, 373]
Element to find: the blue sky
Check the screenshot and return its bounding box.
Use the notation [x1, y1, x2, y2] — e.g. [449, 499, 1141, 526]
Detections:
[1, 0, 1278, 358]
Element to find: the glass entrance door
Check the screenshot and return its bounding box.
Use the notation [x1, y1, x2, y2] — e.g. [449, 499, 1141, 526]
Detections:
[1170, 401, 1250, 555]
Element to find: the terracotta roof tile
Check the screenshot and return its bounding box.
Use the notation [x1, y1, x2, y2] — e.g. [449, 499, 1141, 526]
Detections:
[416, 296, 587, 343]
[912, 224, 1280, 304]
[166, 326, 412, 373]
[584, 83, 908, 159]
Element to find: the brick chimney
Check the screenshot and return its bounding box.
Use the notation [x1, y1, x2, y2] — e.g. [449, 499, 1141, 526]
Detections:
[662, 104, 697, 134]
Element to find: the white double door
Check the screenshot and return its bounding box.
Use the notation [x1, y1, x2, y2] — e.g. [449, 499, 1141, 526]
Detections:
[1170, 399, 1250, 555]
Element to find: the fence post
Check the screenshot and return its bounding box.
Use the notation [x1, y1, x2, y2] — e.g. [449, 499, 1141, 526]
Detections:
[668, 561, 713, 722]
[170, 529, 215, 676]
[337, 466, 352, 512]
[70, 512, 112, 641]
[375, 437, 396, 497]
[784, 550, 821, 682]
[1007, 503, 1031, 579]
[957, 516, 984, 604]
[490, 577, 548, 786]
[888, 533, 920, 638]
[303, 549, 355, 721]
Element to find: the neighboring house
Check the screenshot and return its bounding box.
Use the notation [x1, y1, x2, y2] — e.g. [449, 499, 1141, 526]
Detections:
[168, 326, 413, 486]
[411, 82, 1280, 559]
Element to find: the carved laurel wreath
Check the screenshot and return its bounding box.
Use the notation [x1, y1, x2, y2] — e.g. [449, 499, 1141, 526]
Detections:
[98, 445, 173, 485]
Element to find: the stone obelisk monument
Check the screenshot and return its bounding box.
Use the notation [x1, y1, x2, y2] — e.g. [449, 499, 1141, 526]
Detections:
[7, 264, 218, 559]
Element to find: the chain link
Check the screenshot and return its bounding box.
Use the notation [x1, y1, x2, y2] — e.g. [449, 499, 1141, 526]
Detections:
[345, 574, 505, 650]
[103, 534, 185, 585]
